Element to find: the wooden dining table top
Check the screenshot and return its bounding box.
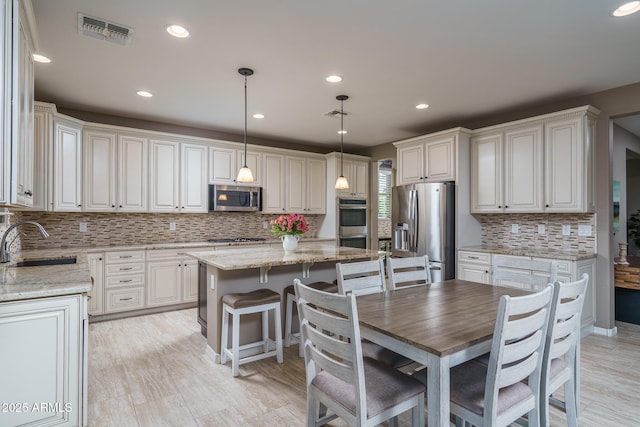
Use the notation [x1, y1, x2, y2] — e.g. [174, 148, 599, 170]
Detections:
[356, 279, 531, 357]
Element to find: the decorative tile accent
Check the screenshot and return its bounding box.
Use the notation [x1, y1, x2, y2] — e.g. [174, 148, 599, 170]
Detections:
[478, 213, 596, 253]
[378, 218, 392, 238]
[14, 211, 320, 249]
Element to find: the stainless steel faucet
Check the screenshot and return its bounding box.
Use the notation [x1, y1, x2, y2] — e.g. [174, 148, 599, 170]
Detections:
[0, 221, 49, 263]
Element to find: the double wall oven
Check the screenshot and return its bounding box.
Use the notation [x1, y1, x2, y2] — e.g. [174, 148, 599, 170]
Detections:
[338, 198, 368, 249]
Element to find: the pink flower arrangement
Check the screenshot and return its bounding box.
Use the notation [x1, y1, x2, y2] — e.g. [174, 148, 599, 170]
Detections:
[270, 213, 309, 236]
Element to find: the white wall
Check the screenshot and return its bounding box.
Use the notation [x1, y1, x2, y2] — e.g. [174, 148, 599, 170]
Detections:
[612, 124, 640, 256]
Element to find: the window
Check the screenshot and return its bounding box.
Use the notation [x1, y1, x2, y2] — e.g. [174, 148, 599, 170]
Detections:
[378, 170, 392, 219]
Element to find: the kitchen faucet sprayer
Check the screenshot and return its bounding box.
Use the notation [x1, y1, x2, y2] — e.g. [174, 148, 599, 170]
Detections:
[0, 221, 49, 263]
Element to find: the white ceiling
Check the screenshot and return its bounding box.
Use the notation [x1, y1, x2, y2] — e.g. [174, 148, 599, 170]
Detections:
[31, 0, 640, 149]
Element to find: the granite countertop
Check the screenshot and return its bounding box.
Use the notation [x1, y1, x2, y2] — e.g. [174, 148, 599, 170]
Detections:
[459, 246, 596, 261]
[0, 252, 92, 302]
[187, 244, 384, 270]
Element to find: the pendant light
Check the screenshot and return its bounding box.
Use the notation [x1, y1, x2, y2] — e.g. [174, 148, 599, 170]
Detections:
[236, 67, 255, 183]
[335, 95, 350, 190]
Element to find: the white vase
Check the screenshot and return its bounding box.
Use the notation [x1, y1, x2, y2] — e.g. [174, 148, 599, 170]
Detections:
[281, 235, 300, 252]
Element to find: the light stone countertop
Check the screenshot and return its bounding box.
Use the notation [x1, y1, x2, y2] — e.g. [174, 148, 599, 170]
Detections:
[458, 246, 596, 261]
[187, 244, 385, 270]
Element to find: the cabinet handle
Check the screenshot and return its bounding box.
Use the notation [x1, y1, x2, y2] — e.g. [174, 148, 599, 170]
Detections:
[120, 267, 133, 271]
[111, 205, 115, 208]
[545, 204, 549, 208]
[505, 205, 509, 208]
[119, 205, 123, 208]
[24, 190, 32, 196]
[120, 255, 133, 259]
[468, 256, 479, 260]
[176, 206, 179, 209]
[77, 204, 82, 207]
[119, 279, 132, 283]
[99, 258, 102, 261]
[498, 205, 502, 208]
[120, 297, 133, 301]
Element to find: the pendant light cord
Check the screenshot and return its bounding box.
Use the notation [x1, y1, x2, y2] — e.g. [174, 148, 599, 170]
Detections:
[340, 98, 344, 176]
[243, 74, 248, 168]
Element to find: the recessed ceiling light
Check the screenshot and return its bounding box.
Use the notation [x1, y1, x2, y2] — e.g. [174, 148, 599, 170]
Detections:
[326, 75, 343, 83]
[33, 54, 51, 63]
[338, 130, 347, 135]
[166, 24, 190, 38]
[416, 103, 430, 110]
[613, 1, 640, 16]
[253, 113, 265, 119]
[136, 90, 153, 98]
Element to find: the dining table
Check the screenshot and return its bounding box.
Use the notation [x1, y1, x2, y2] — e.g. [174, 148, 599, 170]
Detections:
[356, 279, 531, 427]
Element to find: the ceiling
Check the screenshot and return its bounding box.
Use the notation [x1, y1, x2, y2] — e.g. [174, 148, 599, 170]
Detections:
[31, 0, 640, 149]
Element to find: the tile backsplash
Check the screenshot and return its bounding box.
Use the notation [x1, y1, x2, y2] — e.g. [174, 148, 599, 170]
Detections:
[478, 213, 596, 252]
[14, 211, 321, 249]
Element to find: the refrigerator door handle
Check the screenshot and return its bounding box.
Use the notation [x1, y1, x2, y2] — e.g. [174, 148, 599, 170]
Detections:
[411, 189, 419, 252]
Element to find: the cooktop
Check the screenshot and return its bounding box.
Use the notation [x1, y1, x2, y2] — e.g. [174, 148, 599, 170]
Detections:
[207, 237, 267, 243]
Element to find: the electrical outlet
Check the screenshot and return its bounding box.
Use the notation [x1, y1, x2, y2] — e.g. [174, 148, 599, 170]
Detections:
[262, 221, 269, 229]
[169, 222, 176, 231]
[511, 224, 519, 234]
[562, 224, 571, 236]
[537, 224, 546, 235]
[578, 225, 592, 236]
[79, 222, 87, 232]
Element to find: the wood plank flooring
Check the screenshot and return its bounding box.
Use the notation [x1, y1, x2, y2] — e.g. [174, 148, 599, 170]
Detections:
[88, 308, 640, 426]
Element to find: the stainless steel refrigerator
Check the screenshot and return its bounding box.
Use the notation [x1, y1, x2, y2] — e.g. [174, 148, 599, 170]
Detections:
[391, 182, 455, 282]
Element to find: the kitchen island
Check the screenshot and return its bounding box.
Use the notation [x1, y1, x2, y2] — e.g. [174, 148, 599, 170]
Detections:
[186, 244, 384, 361]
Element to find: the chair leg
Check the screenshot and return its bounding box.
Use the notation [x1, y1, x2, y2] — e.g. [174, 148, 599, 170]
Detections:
[413, 393, 424, 427]
[389, 416, 398, 427]
[220, 304, 229, 364]
[274, 305, 284, 364]
[565, 377, 578, 427]
[540, 384, 550, 427]
[231, 311, 240, 377]
[528, 406, 539, 427]
[307, 392, 318, 427]
[284, 292, 294, 347]
[262, 309, 269, 353]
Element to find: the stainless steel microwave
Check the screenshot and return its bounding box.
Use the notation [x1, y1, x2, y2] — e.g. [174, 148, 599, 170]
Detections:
[208, 185, 262, 212]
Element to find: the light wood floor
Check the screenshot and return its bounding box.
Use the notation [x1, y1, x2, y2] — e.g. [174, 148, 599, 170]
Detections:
[88, 308, 640, 426]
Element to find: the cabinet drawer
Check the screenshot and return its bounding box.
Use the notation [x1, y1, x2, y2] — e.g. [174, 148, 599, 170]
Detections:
[105, 274, 145, 288]
[105, 288, 145, 312]
[105, 262, 145, 276]
[105, 251, 145, 264]
[146, 249, 180, 260]
[532, 257, 571, 274]
[458, 251, 491, 265]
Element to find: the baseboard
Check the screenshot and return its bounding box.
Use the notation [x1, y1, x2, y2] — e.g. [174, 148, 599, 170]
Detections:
[592, 325, 618, 337]
[205, 344, 220, 364]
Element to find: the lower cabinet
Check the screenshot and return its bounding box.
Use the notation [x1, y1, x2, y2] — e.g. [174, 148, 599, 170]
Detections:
[0, 294, 87, 427]
[87, 253, 104, 316]
[145, 250, 202, 308]
[104, 250, 146, 313]
[457, 250, 492, 284]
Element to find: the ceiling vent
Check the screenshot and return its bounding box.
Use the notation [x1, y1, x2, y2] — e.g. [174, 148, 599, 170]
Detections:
[77, 13, 133, 46]
[324, 110, 348, 118]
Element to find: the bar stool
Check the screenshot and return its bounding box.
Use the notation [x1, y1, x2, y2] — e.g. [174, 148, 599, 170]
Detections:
[284, 280, 338, 357]
[220, 288, 284, 377]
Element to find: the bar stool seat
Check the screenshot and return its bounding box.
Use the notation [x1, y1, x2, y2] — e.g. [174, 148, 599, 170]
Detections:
[284, 281, 338, 357]
[220, 289, 283, 377]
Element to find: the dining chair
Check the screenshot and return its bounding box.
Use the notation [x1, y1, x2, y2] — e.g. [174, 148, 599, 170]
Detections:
[492, 255, 558, 291]
[336, 259, 412, 368]
[449, 284, 553, 427]
[386, 255, 431, 290]
[540, 273, 589, 427]
[293, 279, 425, 427]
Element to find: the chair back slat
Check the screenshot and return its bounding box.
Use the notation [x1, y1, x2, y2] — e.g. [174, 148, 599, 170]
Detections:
[503, 308, 549, 341]
[549, 331, 576, 360]
[498, 352, 539, 389]
[502, 330, 543, 365]
[303, 325, 355, 383]
[337, 259, 386, 295]
[387, 255, 431, 290]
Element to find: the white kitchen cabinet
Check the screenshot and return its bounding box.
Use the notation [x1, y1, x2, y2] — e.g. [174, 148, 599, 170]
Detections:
[336, 159, 368, 198]
[544, 113, 597, 212]
[262, 152, 286, 213]
[146, 258, 182, 307]
[53, 117, 83, 212]
[471, 106, 598, 214]
[180, 143, 208, 212]
[209, 145, 261, 185]
[118, 134, 147, 211]
[32, 102, 54, 211]
[182, 257, 199, 302]
[236, 149, 262, 186]
[104, 250, 146, 314]
[396, 133, 457, 185]
[149, 139, 180, 212]
[0, 294, 86, 427]
[456, 250, 491, 284]
[87, 252, 104, 316]
[83, 129, 117, 211]
[305, 157, 326, 213]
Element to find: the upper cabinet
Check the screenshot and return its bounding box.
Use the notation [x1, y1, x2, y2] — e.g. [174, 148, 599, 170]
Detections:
[53, 116, 83, 212]
[470, 106, 598, 214]
[209, 144, 261, 186]
[394, 129, 468, 185]
[325, 152, 369, 200]
[1, 0, 36, 207]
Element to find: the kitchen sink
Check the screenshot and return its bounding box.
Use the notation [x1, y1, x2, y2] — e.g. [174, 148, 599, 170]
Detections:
[15, 257, 77, 267]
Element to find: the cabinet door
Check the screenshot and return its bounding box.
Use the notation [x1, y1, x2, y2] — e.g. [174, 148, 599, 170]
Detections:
[286, 156, 306, 212]
[237, 150, 262, 185]
[149, 140, 179, 212]
[87, 253, 104, 315]
[182, 258, 199, 303]
[181, 143, 208, 212]
[306, 158, 326, 213]
[336, 160, 354, 196]
[397, 144, 424, 185]
[83, 129, 117, 211]
[457, 262, 491, 284]
[209, 146, 236, 184]
[504, 125, 543, 212]
[53, 120, 83, 211]
[352, 161, 369, 198]
[118, 135, 148, 211]
[0, 295, 82, 427]
[425, 137, 455, 182]
[471, 133, 503, 213]
[545, 117, 583, 212]
[32, 106, 51, 211]
[147, 260, 182, 307]
[262, 153, 286, 213]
